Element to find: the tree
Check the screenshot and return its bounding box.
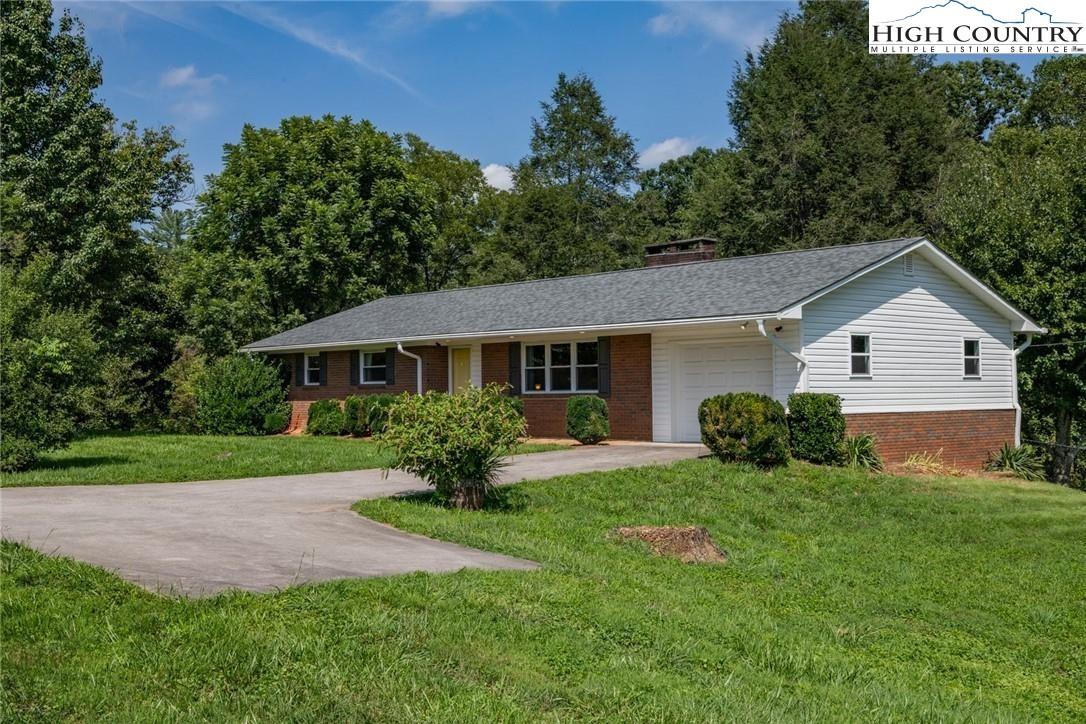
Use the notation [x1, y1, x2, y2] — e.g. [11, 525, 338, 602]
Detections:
[1, 0, 192, 429]
[472, 73, 641, 282]
[403, 134, 491, 290]
[142, 207, 195, 251]
[935, 124, 1085, 485]
[178, 115, 436, 353]
[934, 58, 1029, 140]
[1018, 56, 1086, 130]
[722, 1, 965, 252]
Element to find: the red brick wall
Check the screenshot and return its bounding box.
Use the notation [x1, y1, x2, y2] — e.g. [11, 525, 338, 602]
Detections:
[481, 334, 653, 441]
[286, 346, 447, 429]
[845, 409, 1015, 469]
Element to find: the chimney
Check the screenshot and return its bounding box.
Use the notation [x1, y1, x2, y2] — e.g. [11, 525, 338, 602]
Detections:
[644, 237, 717, 267]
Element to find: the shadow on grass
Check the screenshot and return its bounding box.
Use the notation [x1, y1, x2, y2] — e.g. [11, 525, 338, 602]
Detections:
[389, 485, 530, 512]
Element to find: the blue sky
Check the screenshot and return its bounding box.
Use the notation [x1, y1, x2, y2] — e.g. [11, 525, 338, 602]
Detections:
[60, 1, 1052, 194]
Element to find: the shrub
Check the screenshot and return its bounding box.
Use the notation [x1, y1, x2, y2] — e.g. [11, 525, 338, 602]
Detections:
[787, 392, 845, 465]
[844, 434, 883, 471]
[162, 339, 208, 433]
[263, 403, 292, 434]
[0, 337, 80, 471]
[377, 384, 526, 509]
[566, 396, 610, 444]
[194, 355, 288, 435]
[343, 395, 369, 437]
[365, 394, 399, 435]
[698, 393, 790, 468]
[984, 443, 1046, 481]
[504, 395, 525, 418]
[306, 399, 346, 436]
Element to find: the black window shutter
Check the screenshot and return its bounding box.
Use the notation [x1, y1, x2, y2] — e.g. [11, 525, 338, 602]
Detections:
[384, 347, 397, 386]
[349, 350, 360, 385]
[294, 353, 304, 387]
[597, 337, 611, 397]
[318, 352, 328, 386]
[508, 342, 522, 395]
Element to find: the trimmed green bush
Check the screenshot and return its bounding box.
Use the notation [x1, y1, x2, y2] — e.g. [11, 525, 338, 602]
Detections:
[787, 392, 846, 465]
[306, 400, 346, 436]
[377, 384, 526, 509]
[844, 434, 883, 471]
[566, 396, 610, 444]
[263, 404, 292, 434]
[365, 394, 398, 435]
[194, 355, 289, 436]
[698, 392, 790, 468]
[343, 395, 369, 437]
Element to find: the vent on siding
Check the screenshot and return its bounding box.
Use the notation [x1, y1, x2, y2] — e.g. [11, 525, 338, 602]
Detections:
[903, 253, 915, 276]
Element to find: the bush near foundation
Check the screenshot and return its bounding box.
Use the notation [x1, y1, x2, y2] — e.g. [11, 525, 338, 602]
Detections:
[194, 355, 289, 436]
[698, 392, 790, 468]
[787, 392, 846, 465]
[306, 400, 346, 436]
[566, 396, 610, 444]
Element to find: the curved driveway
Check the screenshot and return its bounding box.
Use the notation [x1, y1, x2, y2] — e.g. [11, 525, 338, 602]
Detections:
[1, 444, 703, 597]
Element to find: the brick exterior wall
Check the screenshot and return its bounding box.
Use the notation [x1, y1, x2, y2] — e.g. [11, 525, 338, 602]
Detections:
[845, 409, 1015, 469]
[481, 334, 653, 441]
[285, 346, 448, 430]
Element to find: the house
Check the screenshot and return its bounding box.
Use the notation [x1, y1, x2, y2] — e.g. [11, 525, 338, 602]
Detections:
[241, 237, 1045, 468]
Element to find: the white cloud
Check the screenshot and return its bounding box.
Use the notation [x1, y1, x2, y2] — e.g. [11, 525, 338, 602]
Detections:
[638, 137, 696, 169]
[223, 3, 421, 98]
[426, 1, 489, 18]
[647, 2, 776, 48]
[482, 163, 514, 191]
[160, 64, 225, 92]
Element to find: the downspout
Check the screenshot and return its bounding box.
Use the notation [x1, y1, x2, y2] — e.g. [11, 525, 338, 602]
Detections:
[1011, 333, 1034, 446]
[396, 342, 423, 394]
[756, 319, 808, 396]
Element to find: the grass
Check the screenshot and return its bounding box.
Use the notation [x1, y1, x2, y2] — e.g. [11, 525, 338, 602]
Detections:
[3, 459, 1083, 721]
[0, 433, 567, 487]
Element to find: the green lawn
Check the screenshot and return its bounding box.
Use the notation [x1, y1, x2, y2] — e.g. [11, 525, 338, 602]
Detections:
[0, 433, 567, 486]
[3, 459, 1083, 721]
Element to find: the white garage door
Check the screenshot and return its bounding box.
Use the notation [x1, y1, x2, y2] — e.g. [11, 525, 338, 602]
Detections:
[674, 341, 774, 442]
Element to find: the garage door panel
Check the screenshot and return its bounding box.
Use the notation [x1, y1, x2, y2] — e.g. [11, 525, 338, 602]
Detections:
[674, 341, 773, 442]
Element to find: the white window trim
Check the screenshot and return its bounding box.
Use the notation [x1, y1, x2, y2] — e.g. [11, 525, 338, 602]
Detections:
[963, 338, 982, 379]
[304, 353, 321, 386]
[360, 351, 387, 385]
[522, 340, 600, 394]
[849, 333, 872, 378]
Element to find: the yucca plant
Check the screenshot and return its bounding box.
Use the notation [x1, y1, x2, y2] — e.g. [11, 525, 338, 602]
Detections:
[844, 433, 883, 472]
[984, 443, 1046, 482]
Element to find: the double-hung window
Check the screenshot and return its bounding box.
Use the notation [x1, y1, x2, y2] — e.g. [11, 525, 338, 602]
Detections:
[362, 351, 387, 383]
[304, 353, 321, 386]
[523, 341, 599, 392]
[963, 339, 981, 378]
[850, 334, 871, 376]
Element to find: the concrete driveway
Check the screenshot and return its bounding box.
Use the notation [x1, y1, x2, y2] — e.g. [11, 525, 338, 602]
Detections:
[1, 444, 703, 597]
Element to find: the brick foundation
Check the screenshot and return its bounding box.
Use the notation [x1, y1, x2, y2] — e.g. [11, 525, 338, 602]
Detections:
[844, 409, 1015, 469]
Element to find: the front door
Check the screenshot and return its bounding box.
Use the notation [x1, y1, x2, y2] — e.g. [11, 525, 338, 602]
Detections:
[451, 347, 471, 393]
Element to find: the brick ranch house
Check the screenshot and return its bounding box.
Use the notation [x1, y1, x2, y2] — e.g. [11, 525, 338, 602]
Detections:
[242, 237, 1045, 468]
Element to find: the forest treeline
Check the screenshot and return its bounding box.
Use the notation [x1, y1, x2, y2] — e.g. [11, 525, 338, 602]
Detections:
[2, 1, 1082, 482]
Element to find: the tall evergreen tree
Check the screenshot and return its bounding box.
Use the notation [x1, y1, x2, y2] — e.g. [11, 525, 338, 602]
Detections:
[472, 73, 640, 283]
[711, 0, 965, 252]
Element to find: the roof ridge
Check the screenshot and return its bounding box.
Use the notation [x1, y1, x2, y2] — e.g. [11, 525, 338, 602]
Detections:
[371, 236, 927, 305]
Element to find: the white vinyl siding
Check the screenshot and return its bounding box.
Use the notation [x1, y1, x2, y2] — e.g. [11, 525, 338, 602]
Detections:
[802, 252, 1014, 413]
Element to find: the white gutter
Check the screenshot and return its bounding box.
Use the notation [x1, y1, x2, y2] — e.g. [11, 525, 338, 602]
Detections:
[1011, 333, 1034, 446]
[757, 319, 807, 365]
[396, 342, 423, 394]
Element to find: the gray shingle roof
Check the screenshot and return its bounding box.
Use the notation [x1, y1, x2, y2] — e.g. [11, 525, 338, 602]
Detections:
[243, 237, 924, 350]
